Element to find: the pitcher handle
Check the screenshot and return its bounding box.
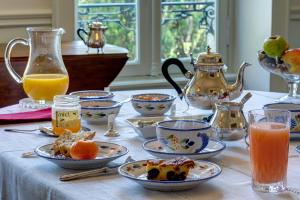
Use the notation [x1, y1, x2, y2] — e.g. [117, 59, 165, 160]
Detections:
[4, 38, 29, 84]
[161, 58, 193, 99]
[77, 29, 88, 43]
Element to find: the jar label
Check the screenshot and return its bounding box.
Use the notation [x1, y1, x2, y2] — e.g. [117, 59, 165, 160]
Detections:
[54, 111, 80, 129]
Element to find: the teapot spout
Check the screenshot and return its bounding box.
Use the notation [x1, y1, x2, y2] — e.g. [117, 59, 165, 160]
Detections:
[228, 62, 251, 100]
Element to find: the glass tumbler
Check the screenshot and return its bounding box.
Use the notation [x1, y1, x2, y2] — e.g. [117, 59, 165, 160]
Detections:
[248, 109, 290, 193]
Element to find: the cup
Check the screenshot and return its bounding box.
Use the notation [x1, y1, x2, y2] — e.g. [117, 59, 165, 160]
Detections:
[248, 109, 290, 193]
[156, 120, 210, 153]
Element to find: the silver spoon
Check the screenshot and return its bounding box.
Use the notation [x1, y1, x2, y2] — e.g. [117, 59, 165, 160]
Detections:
[4, 127, 55, 137]
[240, 92, 252, 105]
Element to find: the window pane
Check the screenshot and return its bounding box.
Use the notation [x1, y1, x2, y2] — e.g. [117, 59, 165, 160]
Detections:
[161, 0, 216, 59]
[77, 0, 137, 60]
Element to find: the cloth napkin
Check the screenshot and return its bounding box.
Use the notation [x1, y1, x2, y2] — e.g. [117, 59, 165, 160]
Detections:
[0, 108, 51, 125]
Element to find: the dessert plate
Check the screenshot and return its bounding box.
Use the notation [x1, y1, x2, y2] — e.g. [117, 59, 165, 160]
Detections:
[118, 160, 221, 191]
[143, 139, 225, 160]
[35, 141, 128, 169]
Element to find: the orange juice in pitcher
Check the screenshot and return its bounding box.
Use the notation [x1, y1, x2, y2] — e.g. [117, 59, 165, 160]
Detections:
[23, 74, 69, 101]
[4, 27, 69, 108]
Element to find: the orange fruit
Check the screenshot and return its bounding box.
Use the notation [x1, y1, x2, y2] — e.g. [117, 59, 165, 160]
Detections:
[70, 140, 99, 160]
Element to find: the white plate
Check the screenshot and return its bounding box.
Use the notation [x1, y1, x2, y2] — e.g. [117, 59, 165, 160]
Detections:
[143, 139, 225, 160]
[35, 141, 128, 169]
[126, 116, 170, 139]
[118, 159, 221, 191]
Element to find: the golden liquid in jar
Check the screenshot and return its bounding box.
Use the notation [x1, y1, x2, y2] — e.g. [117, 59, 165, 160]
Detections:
[52, 119, 81, 136]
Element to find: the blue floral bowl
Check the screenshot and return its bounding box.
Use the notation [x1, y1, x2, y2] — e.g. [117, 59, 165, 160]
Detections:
[156, 120, 210, 153]
[131, 93, 176, 116]
[263, 103, 300, 140]
[80, 100, 121, 124]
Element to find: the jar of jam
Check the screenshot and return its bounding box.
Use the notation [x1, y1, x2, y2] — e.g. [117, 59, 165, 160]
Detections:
[52, 95, 81, 136]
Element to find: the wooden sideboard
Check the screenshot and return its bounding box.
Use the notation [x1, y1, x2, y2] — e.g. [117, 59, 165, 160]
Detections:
[0, 41, 128, 107]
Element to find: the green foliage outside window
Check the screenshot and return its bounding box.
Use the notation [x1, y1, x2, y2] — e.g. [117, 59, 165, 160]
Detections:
[78, 0, 215, 60]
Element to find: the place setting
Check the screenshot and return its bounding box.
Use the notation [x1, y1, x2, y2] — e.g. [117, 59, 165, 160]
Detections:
[142, 120, 226, 160]
[34, 130, 129, 170]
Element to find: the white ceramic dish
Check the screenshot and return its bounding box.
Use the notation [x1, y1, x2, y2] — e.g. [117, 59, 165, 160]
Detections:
[263, 103, 300, 140]
[143, 139, 225, 160]
[35, 141, 128, 169]
[126, 116, 170, 139]
[70, 90, 114, 100]
[118, 159, 221, 191]
[131, 93, 176, 116]
[80, 100, 122, 124]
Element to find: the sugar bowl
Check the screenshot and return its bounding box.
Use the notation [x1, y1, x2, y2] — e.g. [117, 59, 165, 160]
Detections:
[210, 93, 252, 141]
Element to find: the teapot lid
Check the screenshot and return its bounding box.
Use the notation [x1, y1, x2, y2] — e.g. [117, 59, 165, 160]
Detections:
[88, 21, 106, 29]
[195, 46, 224, 67]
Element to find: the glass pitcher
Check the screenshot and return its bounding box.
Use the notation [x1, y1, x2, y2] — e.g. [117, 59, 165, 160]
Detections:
[4, 27, 69, 108]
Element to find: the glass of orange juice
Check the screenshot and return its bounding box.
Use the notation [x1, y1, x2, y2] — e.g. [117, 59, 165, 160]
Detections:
[248, 109, 291, 193]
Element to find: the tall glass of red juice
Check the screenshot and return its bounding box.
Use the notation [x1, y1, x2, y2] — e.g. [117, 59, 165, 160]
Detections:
[248, 109, 290, 193]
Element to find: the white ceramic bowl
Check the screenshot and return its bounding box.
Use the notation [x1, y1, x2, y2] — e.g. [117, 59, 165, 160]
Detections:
[263, 103, 300, 139]
[131, 93, 176, 116]
[156, 120, 210, 153]
[80, 100, 121, 124]
[70, 90, 114, 100]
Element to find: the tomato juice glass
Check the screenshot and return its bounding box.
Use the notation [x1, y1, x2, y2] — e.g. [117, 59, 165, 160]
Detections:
[248, 109, 290, 193]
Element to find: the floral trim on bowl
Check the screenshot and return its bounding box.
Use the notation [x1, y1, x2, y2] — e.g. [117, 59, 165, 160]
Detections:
[134, 103, 170, 111]
[81, 112, 117, 119]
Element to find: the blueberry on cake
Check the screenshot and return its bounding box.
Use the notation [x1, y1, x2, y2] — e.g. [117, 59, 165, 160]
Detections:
[146, 157, 195, 181]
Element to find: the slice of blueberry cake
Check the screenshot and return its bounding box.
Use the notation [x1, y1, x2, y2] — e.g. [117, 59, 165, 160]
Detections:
[146, 157, 195, 181]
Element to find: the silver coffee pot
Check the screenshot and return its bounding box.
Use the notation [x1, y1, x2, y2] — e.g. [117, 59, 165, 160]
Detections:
[77, 21, 107, 53]
[162, 46, 251, 109]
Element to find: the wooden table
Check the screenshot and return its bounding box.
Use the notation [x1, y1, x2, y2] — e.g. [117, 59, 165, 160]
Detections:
[0, 41, 128, 107]
[0, 89, 299, 200]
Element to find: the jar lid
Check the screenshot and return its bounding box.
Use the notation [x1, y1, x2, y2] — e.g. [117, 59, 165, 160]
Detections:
[88, 21, 106, 30]
[195, 46, 224, 67]
[54, 95, 80, 105]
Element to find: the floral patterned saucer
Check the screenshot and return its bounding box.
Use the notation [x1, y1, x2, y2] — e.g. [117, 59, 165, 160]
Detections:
[35, 141, 128, 169]
[118, 159, 221, 191]
[143, 139, 225, 160]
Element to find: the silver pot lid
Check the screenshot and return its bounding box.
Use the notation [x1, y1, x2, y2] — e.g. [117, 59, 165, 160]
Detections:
[195, 46, 224, 67]
[88, 21, 107, 30]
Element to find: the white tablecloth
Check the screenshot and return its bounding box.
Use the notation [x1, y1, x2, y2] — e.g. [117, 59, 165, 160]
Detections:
[0, 89, 299, 200]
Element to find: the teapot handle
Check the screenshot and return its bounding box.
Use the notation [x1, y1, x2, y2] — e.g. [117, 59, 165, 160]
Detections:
[162, 58, 192, 99]
[77, 29, 88, 43]
[4, 38, 29, 84]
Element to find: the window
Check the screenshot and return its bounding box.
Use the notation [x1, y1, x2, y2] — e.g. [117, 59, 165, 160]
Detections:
[53, 0, 230, 77]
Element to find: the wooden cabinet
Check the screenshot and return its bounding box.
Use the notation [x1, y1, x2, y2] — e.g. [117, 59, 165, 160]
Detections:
[0, 41, 128, 107]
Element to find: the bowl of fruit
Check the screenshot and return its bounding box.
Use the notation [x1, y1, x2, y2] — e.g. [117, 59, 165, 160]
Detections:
[258, 35, 300, 103]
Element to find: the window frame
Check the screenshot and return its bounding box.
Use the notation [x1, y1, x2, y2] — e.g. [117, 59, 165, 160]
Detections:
[52, 0, 232, 77]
